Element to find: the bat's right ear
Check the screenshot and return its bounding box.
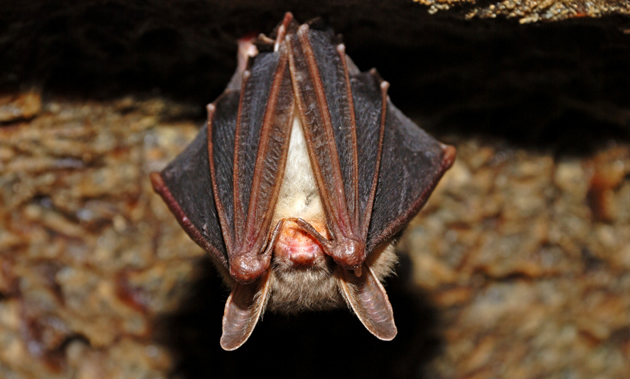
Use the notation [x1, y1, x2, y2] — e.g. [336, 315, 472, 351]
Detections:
[220, 270, 272, 350]
[338, 265, 397, 341]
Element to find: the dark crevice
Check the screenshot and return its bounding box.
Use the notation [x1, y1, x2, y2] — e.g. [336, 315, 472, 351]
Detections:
[155, 254, 442, 379]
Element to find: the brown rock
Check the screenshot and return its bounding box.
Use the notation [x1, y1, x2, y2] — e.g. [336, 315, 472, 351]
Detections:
[0, 90, 42, 123]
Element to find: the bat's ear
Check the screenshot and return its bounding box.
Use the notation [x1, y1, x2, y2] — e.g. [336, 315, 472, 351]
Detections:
[338, 265, 398, 341]
[220, 270, 272, 350]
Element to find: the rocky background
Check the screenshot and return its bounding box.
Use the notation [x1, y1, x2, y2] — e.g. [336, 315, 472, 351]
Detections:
[1, 1, 629, 378]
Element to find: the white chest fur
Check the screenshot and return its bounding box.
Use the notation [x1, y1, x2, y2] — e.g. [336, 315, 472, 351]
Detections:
[271, 115, 325, 227]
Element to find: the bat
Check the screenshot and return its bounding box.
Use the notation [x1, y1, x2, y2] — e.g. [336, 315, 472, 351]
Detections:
[150, 13, 456, 351]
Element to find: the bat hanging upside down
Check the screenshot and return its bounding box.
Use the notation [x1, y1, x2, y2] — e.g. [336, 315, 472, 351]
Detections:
[150, 13, 456, 351]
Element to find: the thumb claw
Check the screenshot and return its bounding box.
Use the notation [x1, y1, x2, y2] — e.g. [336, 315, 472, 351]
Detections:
[230, 254, 271, 284]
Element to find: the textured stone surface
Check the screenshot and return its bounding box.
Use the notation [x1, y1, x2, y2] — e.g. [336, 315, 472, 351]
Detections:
[414, 0, 630, 23]
[0, 98, 201, 378]
[406, 138, 630, 379]
[0, 90, 42, 123]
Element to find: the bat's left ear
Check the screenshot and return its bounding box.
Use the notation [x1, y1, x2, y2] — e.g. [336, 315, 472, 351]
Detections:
[220, 270, 272, 350]
[337, 265, 397, 340]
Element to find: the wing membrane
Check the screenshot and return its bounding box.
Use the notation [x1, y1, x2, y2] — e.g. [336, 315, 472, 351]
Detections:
[367, 101, 455, 252]
[209, 92, 240, 252]
[151, 119, 229, 269]
[213, 45, 295, 283]
[288, 25, 354, 239]
[307, 27, 359, 223]
[350, 72, 385, 231]
[233, 52, 281, 234]
[240, 50, 294, 251]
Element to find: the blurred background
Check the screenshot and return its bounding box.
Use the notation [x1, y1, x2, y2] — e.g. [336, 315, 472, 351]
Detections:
[0, 1, 629, 378]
